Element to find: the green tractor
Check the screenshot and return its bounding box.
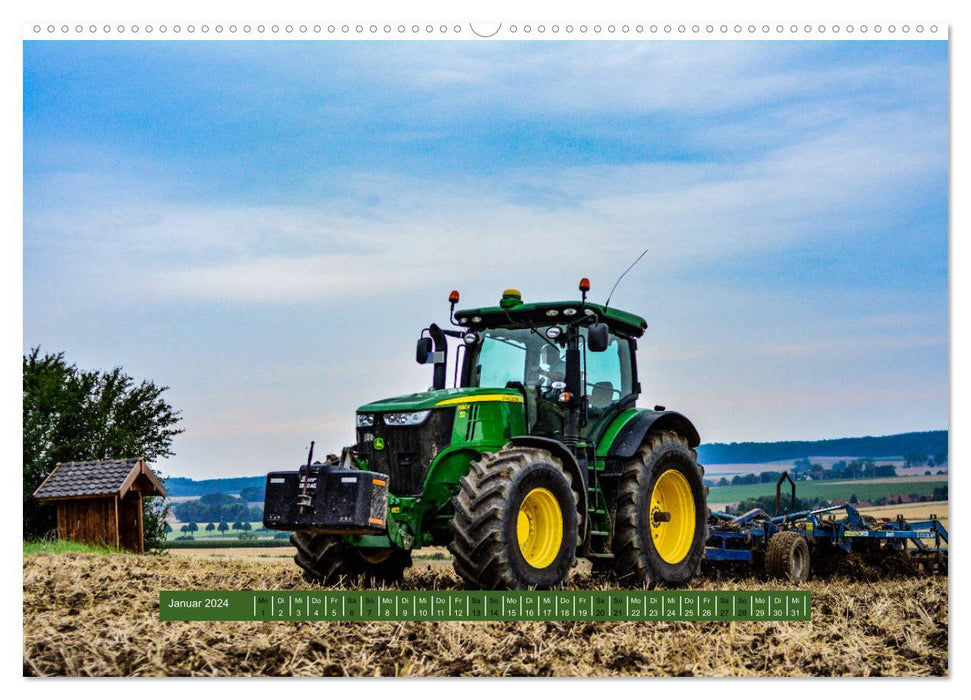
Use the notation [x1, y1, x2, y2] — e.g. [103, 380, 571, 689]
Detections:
[264, 281, 708, 589]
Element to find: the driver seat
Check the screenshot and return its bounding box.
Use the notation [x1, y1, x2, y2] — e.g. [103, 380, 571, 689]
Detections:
[589, 381, 615, 410]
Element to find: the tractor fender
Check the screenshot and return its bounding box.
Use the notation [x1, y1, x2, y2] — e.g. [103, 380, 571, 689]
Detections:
[506, 435, 589, 537]
[605, 410, 701, 458]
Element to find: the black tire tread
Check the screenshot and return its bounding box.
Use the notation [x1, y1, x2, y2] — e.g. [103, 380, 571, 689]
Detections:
[290, 531, 411, 585]
[765, 530, 811, 583]
[612, 430, 707, 587]
[448, 447, 579, 589]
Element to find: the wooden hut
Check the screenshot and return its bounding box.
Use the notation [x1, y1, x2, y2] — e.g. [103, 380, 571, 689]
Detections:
[33, 457, 167, 553]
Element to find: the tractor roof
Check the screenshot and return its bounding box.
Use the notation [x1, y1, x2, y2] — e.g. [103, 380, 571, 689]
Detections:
[456, 293, 648, 338]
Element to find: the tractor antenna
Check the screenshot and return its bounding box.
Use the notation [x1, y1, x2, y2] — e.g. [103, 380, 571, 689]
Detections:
[604, 247, 649, 310]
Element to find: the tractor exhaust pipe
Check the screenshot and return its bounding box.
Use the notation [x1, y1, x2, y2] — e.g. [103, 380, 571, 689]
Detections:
[429, 323, 448, 391]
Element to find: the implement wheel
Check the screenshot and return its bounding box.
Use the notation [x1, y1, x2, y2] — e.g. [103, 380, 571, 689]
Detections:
[613, 431, 708, 588]
[448, 447, 579, 589]
[290, 532, 411, 585]
[765, 531, 811, 583]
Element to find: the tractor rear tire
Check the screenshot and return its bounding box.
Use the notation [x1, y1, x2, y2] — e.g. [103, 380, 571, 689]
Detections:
[612, 431, 708, 588]
[290, 532, 411, 585]
[448, 447, 580, 590]
[765, 531, 811, 583]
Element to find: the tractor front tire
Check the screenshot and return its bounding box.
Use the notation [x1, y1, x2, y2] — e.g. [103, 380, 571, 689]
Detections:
[765, 531, 811, 583]
[448, 447, 580, 589]
[291, 532, 411, 585]
[613, 431, 708, 588]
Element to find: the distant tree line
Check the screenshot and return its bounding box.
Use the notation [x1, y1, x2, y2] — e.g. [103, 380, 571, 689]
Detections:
[707, 459, 900, 488]
[172, 492, 263, 523]
[167, 520, 271, 541]
[696, 431, 947, 465]
[165, 476, 266, 499]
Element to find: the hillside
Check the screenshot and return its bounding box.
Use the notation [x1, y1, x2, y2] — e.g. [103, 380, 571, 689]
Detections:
[696, 430, 947, 465]
[165, 476, 266, 498]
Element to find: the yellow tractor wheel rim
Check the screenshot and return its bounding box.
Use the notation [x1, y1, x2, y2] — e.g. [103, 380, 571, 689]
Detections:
[358, 548, 392, 564]
[649, 469, 696, 564]
[516, 487, 563, 569]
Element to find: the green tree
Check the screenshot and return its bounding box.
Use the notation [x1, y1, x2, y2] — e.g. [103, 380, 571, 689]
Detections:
[905, 451, 928, 468]
[240, 486, 265, 503]
[23, 348, 183, 540]
[241, 522, 252, 531]
[205, 522, 215, 532]
[163, 522, 172, 534]
[187, 522, 199, 532]
[232, 520, 244, 532]
[180, 524, 190, 533]
[217, 522, 229, 533]
[199, 493, 238, 506]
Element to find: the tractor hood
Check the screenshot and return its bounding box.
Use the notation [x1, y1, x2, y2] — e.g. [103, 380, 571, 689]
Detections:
[357, 387, 524, 413]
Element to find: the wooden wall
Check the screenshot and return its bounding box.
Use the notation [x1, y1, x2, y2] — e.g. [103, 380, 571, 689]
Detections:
[119, 493, 144, 553]
[56, 497, 118, 548]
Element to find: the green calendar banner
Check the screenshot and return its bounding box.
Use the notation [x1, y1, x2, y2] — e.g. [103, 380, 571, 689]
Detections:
[160, 590, 810, 622]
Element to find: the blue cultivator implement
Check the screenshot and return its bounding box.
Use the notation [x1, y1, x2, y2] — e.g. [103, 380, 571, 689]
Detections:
[704, 472, 948, 582]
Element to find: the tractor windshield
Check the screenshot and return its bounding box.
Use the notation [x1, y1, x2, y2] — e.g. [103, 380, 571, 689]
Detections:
[468, 327, 565, 390]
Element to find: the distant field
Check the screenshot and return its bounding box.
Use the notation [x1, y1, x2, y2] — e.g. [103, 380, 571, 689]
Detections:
[859, 501, 948, 529]
[706, 477, 946, 508]
[165, 521, 276, 542]
[164, 538, 291, 550]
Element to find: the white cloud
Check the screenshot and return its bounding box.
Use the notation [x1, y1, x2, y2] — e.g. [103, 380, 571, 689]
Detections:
[25, 98, 944, 308]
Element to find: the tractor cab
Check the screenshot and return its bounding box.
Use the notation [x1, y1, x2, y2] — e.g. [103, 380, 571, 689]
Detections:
[448, 288, 645, 446]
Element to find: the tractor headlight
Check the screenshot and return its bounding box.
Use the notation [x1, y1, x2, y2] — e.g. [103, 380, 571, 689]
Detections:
[383, 410, 431, 426]
[356, 413, 375, 428]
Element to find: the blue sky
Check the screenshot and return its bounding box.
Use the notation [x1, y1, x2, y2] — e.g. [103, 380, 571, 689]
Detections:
[23, 40, 948, 479]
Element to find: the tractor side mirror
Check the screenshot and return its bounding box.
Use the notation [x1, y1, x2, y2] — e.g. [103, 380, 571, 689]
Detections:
[416, 337, 433, 364]
[588, 323, 609, 352]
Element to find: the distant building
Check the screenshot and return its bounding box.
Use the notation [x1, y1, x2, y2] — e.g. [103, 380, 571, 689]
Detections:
[33, 457, 166, 553]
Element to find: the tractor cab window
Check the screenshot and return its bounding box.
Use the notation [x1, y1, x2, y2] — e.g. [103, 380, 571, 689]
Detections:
[473, 330, 529, 388]
[583, 330, 633, 415]
[469, 327, 563, 390]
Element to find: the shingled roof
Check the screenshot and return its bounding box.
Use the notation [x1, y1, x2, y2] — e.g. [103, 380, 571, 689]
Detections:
[33, 457, 166, 501]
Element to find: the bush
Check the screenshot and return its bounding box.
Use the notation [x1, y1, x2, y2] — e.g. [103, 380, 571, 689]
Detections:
[733, 493, 824, 516]
[143, 497, 172, 553]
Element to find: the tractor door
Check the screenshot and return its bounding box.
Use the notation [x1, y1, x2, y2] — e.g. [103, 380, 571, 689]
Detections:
[525, 341, 565, 440]
[462, 327, 563, 439]
[581, 330, 636, 442]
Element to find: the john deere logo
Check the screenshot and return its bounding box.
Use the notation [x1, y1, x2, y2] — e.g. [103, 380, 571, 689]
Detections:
[373, 437, 385, 451]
